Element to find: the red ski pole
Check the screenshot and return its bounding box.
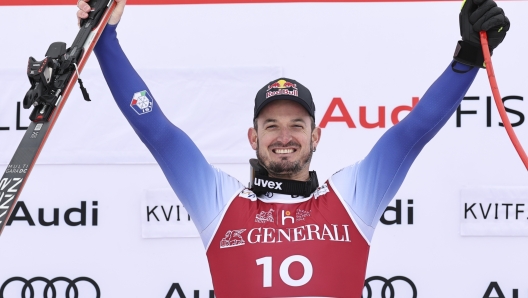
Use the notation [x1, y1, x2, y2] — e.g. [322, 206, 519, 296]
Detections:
[480, 31, 528, 170]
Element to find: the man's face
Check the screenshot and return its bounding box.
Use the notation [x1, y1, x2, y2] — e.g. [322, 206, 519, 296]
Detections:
[248, 100, 321, 180]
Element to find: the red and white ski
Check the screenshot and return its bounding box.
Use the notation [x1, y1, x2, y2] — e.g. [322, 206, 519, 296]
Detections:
[0, 0, 116, 235]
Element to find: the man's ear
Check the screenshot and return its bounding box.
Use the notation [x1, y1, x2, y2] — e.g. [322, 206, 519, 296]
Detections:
[312, 126, 321, 149]
[248, 127, 258, 150]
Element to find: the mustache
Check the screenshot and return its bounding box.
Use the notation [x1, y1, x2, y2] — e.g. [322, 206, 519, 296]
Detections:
[268, 141, 301, 149]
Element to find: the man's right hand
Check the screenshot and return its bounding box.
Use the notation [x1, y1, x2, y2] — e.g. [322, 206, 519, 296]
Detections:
[77, 0, 127, 26]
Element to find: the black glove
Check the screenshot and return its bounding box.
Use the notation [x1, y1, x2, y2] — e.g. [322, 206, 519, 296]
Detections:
[454, 0, 510, 67]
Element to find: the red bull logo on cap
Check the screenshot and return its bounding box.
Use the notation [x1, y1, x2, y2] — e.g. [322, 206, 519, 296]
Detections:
[266, 79, 298, 99]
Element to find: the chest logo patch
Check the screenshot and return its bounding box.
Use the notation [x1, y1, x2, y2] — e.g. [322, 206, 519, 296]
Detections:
[220, 229, 246, 248]
[296, 209, 311, 221]
[130, 90, 154, 115]
[314, 183, 330, 198]
[255, 209, 275, 223]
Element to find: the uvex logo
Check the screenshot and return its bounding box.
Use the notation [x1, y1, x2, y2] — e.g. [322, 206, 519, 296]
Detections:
[253, 178, 282, 190]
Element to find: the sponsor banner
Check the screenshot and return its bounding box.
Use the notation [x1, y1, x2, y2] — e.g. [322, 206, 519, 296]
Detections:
[165, 275, 418, 298]
[362, 276, 417, 298]
[0, 276, 100, 298]
[141, 188, 414, 242]
[142, 188, 199, 238]
[0, 2, 526, 297]
[5, 200, 99, 227]
[166, 283, 215, 298]
[0, 67, 281, 165]
[460, 186, 528, 236]
[482, 281, 526, 298]
[379, 199, 414, 226]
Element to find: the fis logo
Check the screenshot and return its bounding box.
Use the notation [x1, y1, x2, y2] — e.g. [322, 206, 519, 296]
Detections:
[130, 90, 154, 115]
[456, 95, 525, 128]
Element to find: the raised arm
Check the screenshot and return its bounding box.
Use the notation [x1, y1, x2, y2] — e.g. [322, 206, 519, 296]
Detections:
[83, 1, 243, 233]
[331, 0, 509, 237]
[352, 61, 478, 227]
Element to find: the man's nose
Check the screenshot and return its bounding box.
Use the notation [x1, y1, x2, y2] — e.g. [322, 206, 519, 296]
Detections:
[276, 127, 293, 144]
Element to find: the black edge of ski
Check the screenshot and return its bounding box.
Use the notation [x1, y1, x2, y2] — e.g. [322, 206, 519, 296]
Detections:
[0, 0, 116, 236]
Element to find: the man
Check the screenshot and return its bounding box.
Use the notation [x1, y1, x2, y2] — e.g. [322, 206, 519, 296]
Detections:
[78, 0, 509, 296]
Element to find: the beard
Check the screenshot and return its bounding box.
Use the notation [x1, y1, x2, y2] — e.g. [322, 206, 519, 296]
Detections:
[256, 140, 313, 177]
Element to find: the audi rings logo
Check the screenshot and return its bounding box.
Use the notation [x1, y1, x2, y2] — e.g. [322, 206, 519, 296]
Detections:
[0, 277, 100, 298]
[362, 276, 417, 298]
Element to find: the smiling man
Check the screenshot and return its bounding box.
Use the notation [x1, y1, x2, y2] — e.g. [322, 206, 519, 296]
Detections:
[79, 0, 509, 296]
[250, 81, 321, 181]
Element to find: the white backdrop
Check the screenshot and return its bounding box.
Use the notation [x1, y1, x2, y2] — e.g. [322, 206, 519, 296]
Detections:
[1, 1, 527, 298]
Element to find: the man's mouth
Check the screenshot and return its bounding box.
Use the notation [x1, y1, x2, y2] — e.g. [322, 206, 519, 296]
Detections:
[273, 148, 296, 154]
